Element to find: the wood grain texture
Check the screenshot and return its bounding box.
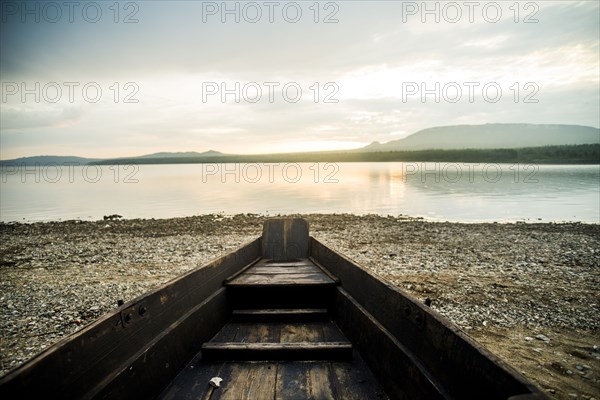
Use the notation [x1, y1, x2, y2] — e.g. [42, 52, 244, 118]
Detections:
[213, 363, 277, 400]
[201, 342, 353, 361]
[160, 357, 389, 400]
[226, 258, 336, 287]
[209, 321, 347, 344]
[261, 218, 309, 260]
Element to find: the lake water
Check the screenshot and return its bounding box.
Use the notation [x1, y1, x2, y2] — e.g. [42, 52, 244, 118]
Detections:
[1, 162, 598, 223]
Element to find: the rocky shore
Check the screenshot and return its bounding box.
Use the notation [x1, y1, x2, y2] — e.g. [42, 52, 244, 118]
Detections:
[0, 214, 598, 399]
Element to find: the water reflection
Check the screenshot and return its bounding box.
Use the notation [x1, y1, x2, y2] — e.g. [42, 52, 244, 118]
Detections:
[0, 162, 598, 222]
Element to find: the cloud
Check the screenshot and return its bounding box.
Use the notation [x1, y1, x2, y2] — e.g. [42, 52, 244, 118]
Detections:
[0, 0, 598, 158]
[0, 105, 84, 130]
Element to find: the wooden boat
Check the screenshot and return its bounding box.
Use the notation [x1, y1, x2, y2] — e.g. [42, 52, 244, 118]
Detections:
[0, 218, 547, 399]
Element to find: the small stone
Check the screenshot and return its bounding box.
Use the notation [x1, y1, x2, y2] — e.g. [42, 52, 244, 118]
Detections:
[525, 336, 534, 341]
[535, 334, 550, 342]
[566, 370, 573, 375]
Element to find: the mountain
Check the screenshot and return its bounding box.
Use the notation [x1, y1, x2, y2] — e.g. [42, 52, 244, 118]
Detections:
[93, 150, 227, 164]
[361, 124, 600, 152]
[2, 125, 599, 166]
[0, 151, 225, 165]
[0, 155, 100, 166]
[136, 150, 225, 159]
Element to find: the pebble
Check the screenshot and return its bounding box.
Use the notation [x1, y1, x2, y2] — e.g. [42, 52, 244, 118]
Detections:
[535, 334, 550, 342]
[0, 213, 598, 384]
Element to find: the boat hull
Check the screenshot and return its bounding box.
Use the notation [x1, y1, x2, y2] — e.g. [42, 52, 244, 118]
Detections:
[0, 219, 546, 399]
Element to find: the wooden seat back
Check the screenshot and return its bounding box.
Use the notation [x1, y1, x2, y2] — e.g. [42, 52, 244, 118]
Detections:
[261, 218, 310, 260]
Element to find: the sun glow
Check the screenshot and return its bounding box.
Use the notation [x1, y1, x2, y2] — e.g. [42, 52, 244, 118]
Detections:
[240, 140, 367, 155]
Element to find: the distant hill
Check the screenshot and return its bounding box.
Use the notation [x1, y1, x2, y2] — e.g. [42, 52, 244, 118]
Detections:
[136, 150, 225, 159]
[0, 155, 100, 166]
[94, 150, 227, 165]
[3, 125, 599, 166]
[93, 144, 599, 165]
[0, 151, 225, 166]
[362, 124, 600, 152]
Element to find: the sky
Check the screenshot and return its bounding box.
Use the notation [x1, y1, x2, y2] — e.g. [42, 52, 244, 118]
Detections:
[0, 0, 598, 159]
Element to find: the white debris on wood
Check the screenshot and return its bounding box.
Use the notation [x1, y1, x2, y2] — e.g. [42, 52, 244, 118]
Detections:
[209, 377, 223, 388]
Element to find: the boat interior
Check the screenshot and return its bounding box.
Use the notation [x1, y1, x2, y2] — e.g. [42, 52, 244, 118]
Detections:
[0, 218, 546, 400]
[160, 251, 387, 399]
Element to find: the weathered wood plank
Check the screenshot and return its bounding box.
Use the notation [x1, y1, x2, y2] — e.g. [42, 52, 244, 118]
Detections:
[210, 321, 346, 345]
[254, 259, 315, 268]
[262, 219, 309, 260]
[161, 348, 387, 399]
[161, 357, 388, 400]
[307, 363, 337, 399]
[201, 342, 353, 361]
[274, 360, 388, 400]
[212, 363, 277, 400]
[234, 323, 281, 343]
[227, 273, 335, 286]
[280, 323, 323, 343]
[275, 362, 309, 399]
[246, 266, 321, 275]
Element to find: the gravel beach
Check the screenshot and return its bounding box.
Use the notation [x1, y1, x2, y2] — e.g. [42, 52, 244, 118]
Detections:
[0, 214, 598, 399]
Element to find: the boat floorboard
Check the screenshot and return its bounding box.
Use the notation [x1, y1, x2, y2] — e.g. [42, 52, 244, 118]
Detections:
[159, 254, 389, 399]
[226, 258, 335, 286]
[210, 321, 349, 343]
[158, 352, 389, 400]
